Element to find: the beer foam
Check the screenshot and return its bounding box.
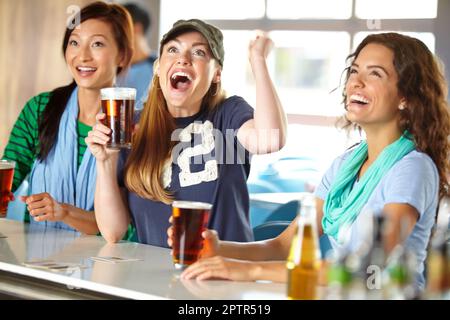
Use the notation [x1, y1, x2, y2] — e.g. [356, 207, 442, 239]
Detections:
[172, 201, 212, 210]
[0, 161, 15, 170]
[101, 87, 136, 100]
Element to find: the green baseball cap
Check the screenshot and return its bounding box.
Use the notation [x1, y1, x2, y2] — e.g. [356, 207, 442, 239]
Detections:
[160, 19, 224, 66]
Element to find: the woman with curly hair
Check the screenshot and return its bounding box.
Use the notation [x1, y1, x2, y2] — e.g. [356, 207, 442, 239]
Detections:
[174, 33, 450, 291]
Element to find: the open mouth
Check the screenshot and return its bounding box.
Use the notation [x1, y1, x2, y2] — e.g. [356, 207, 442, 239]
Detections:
[348, 94, 370, 106]
[170, 71, 193, 91]
[76, 66, 97, 75]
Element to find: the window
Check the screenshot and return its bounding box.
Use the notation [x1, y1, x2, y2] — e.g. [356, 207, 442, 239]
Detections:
[160, 1, 442, 178]
[354, 31, 435, 52]
[268, 31, 350, 116]
[160, 0, 264, 33]
[267, 0, 352, 19]
[355, 0, 437, 19]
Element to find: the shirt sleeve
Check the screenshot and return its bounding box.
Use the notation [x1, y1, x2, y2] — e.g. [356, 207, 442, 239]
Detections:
[381, 153, 439, 218]
[2, 93, 49, 191]
[222, 96, 254, 130]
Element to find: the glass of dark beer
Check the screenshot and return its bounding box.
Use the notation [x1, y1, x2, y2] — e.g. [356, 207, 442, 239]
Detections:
[0, 160, 15, 218]
[100, 87, 136, 149]
[172, 201, 212, 270]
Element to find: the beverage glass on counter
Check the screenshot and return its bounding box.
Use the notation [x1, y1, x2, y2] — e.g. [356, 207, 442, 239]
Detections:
[171, 201, 212, 270]
[0, 160, 15, 217]
[100, 87, 136, 149]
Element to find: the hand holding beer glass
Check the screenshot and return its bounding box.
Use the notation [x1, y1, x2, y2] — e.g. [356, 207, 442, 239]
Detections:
[171, 201, 212, 270]
[100, 87, 136, 149]
[0, 160, 15, 218]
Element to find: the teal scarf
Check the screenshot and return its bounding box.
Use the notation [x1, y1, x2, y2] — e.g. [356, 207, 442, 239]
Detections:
[322, 132, 415, 243]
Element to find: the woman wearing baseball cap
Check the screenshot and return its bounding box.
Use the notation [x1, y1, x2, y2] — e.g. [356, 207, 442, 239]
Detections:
[87, 19, 287, 246]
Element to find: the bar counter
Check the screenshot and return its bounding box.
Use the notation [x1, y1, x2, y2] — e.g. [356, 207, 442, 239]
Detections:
[0, 219, 286, 300]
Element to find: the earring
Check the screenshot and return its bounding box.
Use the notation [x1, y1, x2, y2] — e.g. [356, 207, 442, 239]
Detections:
[399, 104, 406, 110]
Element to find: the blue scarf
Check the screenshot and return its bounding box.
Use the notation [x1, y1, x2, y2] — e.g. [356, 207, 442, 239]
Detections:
[322, 132, 415, 243]
[29, 87, 97, 231]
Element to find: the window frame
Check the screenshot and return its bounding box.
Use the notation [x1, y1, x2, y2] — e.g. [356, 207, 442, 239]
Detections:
[198, 0, 448, 126]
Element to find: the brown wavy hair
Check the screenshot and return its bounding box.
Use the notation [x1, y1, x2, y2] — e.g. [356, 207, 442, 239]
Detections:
[124, 73, 226, 204]
[38, 1, 134, 160]
[341, 32, 450, 199]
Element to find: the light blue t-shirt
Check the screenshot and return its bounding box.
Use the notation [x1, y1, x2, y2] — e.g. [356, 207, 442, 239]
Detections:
[116, 57, 155, 110]
[315, 148, 439, 289]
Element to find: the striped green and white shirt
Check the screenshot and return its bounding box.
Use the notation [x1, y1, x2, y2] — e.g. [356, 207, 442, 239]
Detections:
[1, 92, 92, 192]
[2, 93, 137, 241]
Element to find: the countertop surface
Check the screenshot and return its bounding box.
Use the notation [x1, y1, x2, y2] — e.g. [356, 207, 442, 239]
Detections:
[0, 219, 286, 300]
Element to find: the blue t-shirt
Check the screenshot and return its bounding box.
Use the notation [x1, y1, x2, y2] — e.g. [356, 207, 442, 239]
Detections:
[118, 96, 255, 247]
[116, 56, 155, 110]
[315, 148, 439, 289]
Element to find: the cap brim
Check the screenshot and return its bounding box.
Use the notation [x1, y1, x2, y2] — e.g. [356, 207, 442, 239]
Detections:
[160, 25, 221, 64]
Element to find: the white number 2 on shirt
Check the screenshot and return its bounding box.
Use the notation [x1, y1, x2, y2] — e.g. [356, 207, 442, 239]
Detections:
[174, 121, 218, 187]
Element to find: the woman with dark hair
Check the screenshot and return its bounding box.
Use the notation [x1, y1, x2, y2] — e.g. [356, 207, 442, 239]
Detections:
[1, 1, 133, 234]
[174, 33, 450, 291]
[86, 19, 287, 246]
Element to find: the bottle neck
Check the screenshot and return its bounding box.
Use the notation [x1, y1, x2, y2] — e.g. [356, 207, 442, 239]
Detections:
[299, 204, 316, 224]
[295, 204, 320, 261]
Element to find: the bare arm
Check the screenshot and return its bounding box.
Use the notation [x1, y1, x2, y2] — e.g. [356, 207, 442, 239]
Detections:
[237, 32, 287, 154]
[23, 193, 99, 235]
[382, 203, 419, 254]
[178, 217, 297, 282]
[86, 114, 130, 243]
[180, 231, 294, 282]
[60, 205, 98, 234]
[94, 157, 130, 243]
[216, 217, 298, 261]
[316, 197, 324, 236]
[182, 257, 288, 282]
[216, 197, 324, 259]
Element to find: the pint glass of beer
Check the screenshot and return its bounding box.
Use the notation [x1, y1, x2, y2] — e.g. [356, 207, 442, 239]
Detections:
[100, 87, 136, 149]
[171, 201, 212, 269]
[0, 160, 15, 217]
